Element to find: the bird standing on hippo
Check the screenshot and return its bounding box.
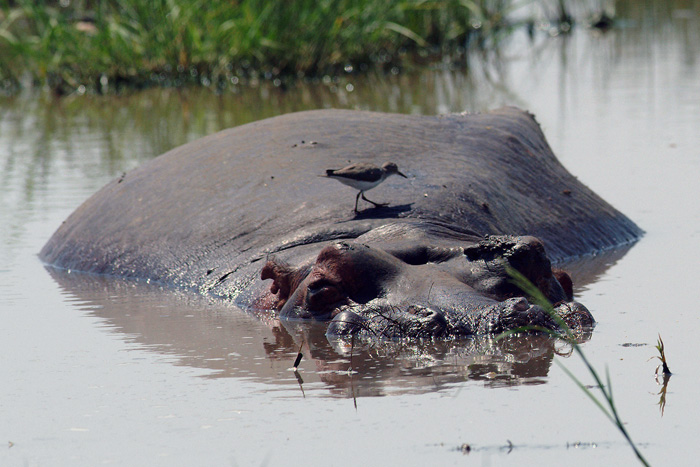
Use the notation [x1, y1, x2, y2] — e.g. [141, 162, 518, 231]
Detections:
[324, 161, 407, 212]
[39, 107, 642, 339]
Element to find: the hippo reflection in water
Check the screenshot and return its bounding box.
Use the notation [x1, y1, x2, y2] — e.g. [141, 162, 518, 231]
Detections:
[40, 108, 642, 340]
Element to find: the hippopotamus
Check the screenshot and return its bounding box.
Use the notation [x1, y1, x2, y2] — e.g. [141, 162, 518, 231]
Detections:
[40, 107, 642, 339]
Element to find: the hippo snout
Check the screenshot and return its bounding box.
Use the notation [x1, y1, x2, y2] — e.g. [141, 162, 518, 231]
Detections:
[473, 297, 594, 336]
[327, 310, 366, 336]
[554, 301, 595, 331]
[327, 304, 448, 339]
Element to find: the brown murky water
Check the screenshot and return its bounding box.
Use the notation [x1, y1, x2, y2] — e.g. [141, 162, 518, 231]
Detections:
[2, 8, 700, 466]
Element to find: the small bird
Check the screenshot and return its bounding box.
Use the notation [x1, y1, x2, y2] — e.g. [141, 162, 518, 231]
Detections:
[324, 161, 407, 212]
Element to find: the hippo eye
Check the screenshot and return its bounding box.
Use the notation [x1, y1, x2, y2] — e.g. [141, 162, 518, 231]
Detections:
[307, 279, 337, 295]
[306, 279, 344, 308]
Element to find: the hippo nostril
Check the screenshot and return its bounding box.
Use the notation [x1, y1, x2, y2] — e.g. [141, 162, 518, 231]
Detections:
[511, 297, 530, 312]
[424, 310, 448, 337]
[405, 305, 448, 337]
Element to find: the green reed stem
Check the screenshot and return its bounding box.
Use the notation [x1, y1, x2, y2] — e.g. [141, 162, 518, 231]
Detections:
[503, 268, 650, 466]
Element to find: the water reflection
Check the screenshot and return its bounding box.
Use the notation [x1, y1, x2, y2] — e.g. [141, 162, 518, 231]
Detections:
[44, 249, 635, 398]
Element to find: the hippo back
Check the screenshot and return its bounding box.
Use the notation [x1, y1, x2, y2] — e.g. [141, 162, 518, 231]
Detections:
[40, 108, 642, 296]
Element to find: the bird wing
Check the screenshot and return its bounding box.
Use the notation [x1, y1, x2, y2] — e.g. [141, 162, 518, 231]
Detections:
[326, 163, 382, 182]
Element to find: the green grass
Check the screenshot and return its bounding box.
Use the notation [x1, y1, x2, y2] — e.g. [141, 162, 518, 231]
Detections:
[1, 0, 695, 94]
[0, 0, 519, 94]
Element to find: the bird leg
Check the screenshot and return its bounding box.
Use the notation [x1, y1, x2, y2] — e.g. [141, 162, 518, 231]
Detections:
[361, 192, 389, 208]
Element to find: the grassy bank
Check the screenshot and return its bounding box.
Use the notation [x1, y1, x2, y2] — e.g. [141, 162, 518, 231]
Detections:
[0, 0, 674, 95]
[0, 0, 522, 94]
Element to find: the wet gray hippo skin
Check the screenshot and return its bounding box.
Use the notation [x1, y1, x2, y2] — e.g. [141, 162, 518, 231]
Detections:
[40, 107, 642, 338]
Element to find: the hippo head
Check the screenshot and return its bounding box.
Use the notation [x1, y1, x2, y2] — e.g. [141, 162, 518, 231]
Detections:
[259, 235, 593, 339]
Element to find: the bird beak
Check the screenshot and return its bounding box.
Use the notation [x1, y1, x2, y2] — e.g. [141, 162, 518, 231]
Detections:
[398, 171, 407, 178]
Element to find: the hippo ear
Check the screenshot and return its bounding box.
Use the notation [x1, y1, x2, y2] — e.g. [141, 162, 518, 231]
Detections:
[553, 268, 574, 301]
[261, 259, 294, 304]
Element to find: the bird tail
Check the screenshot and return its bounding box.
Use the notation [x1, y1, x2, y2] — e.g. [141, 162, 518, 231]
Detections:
[325, 169, 335, 176]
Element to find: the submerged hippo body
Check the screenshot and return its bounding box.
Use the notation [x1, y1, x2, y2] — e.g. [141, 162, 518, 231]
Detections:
[40, 108, 642, 338]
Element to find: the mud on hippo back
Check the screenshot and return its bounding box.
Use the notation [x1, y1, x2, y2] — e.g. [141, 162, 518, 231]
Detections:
[39, 107, 642, 339]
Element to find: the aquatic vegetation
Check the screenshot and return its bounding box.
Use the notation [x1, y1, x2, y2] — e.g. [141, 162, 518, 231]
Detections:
[0, 0, 627, 95]
[0, 0, 512, 94]
[1, 0, 694, 95]
[653, 334, 671, 416]
[654, 334, 671, 376]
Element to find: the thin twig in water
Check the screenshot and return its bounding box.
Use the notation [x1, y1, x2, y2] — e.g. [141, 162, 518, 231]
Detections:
[293, 341, 303, 370]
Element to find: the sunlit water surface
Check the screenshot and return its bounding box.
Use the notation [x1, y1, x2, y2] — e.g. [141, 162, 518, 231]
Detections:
[2, 12, 700, 467]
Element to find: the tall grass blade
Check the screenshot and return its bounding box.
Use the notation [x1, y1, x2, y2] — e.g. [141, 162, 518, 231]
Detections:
[505, 267, 650, 466]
